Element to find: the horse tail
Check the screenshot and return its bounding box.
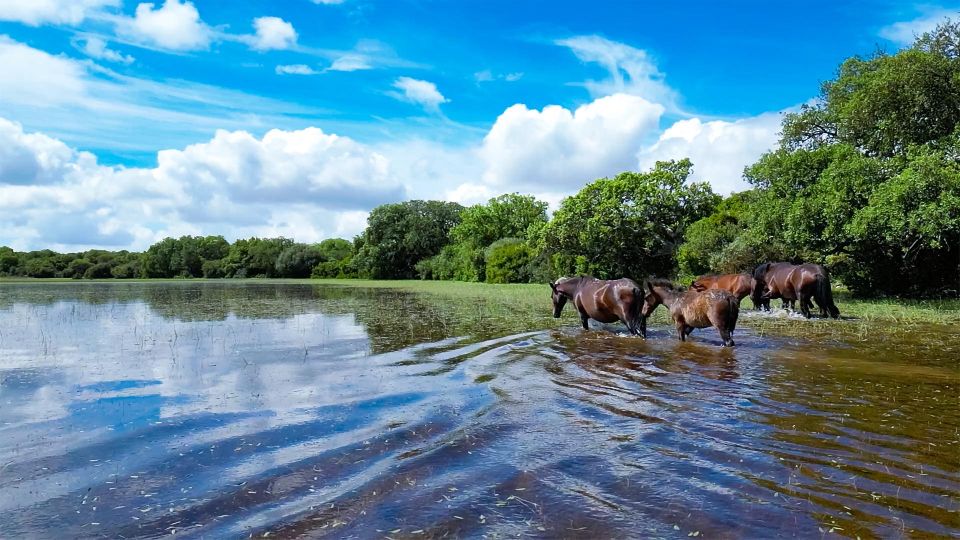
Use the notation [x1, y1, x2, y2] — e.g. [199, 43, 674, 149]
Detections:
[726, 296, 740, 333]
[815, 272, 840, 319]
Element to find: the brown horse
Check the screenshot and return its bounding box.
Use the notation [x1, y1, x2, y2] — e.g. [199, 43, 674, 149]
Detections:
[690, 273, 756, 306]
[641, 279, 739, 347]
[751, 262, 840, 319]
[550, 276, 646, 337]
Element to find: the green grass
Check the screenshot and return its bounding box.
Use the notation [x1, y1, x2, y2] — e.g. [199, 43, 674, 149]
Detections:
[313, 279, 960, 343]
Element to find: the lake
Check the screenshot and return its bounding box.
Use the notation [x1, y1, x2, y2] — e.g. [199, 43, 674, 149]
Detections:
[0, 282, 957, 538]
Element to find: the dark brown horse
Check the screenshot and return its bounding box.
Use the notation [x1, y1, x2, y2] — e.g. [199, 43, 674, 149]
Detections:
[751, 262, 840, 319]
[641, 279, 739, 346]
[550, 276, 646, 337]
[690, 273, 756, 305]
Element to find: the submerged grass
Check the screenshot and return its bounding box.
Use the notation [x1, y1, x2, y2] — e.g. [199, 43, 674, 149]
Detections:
[312, 279, 960, 345]
[4, 277, 957, 345]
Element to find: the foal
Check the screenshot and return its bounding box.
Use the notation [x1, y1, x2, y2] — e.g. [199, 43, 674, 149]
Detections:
[642, 279, 739, 347]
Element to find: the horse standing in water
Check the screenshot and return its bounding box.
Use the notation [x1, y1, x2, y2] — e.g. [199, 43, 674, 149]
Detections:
[690, 273, 756, 305]
[641, 279, 739, 347]
[550, 276, 646, 337]
[751, 262, 840, 319]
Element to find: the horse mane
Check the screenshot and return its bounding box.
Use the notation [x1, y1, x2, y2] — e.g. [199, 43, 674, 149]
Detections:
[752, 263, 770, 280]
[645, 278, 683, 291]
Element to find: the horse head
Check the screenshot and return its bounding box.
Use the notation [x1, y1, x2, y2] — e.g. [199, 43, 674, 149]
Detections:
[549, 281, 567, 318]
[642, 279, 671, 317]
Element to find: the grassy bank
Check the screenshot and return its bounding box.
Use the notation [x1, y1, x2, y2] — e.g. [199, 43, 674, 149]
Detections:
[312, 279, 960, 342]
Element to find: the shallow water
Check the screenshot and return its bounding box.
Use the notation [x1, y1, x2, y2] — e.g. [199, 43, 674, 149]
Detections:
[0, 282, 957, 538]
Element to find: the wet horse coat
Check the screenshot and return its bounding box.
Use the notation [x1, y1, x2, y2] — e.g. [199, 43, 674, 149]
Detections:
[691, 273, 756, 305]
[642, 279, 740, 347]
[550, 276, 646, 337]
[752, 262, 840, 319]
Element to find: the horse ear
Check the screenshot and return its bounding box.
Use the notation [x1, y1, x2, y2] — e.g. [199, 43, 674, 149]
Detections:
[549, 282, 557, 292]
[646, 281, 654, 293]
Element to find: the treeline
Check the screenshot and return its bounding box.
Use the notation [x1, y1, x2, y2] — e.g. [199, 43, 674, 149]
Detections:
[0, 237, 355, 280]
[2, 23, 957, 296]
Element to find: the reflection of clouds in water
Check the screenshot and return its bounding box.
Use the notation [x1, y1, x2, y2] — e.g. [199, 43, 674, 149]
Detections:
[0, 301, 372, 465]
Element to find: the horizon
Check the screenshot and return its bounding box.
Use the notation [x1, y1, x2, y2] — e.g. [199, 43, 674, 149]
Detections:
[1, 0, 958, 252]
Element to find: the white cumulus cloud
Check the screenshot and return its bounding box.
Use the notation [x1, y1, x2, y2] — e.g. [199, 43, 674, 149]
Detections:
[480, 93, 664, 190]
[637, 114, 782, 194]
[250, 16, 297, 51]
[0, 0, 118, 26]
[389, 77, 449, 113]
[0, 118, 405, 251]
[120, 0, 211, 51]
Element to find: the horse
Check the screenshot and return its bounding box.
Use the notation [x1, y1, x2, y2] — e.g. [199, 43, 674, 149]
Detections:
[751, 262, 840, 319]
[641, 279, 740, 347]
[690, 273, 756, 306]
[550, 276, 646, 337]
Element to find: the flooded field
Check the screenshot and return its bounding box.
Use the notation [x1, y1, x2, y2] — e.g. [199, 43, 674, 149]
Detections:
[0, 281, 957, 538]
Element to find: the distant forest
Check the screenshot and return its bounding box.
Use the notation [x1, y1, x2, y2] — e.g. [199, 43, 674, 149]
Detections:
[3, 23, 958, 297]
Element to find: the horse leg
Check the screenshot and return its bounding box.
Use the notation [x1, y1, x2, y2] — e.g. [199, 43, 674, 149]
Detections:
[799, 294, 812, 318]
[718, 327, 735, 347]
[579, 310, 590, 330]
[676, 320, 687, 341]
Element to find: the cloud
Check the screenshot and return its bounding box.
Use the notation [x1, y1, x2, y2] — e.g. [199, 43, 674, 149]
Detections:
[474, 70, 524, 83]
[0, 0, 118, 26]
[388, 77, 448, 112]
[879, 8, 957, 45]
[326, 53, 373, 72]
[479, 93, 664, 190]
[119, 0, 211, 51]
[0, 37, 331, 155]
[0, 117, 404, 250]
[637, 114, 782, 194]
[556, 35, 678, 111]
[250, 16, 297, 51]
[314, 40, 422, 72]
[0, 36, 88, 107]
[76, 36, 134, 64]
[275, 64, 318, 75]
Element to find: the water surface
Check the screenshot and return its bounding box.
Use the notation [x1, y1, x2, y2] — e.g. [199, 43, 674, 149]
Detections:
[0, 282, 957, 538]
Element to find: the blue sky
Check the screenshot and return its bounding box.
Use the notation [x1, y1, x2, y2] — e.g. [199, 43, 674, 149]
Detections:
[0, 0, 957, 251]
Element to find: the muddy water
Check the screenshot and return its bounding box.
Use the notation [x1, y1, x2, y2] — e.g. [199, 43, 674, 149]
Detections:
[0, 282, 957, 538]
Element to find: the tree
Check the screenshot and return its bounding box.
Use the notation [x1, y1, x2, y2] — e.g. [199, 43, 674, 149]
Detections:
[677, 192, 754, 277]
[782, 21, 960, 157]
[845, 143, 960, 294]
[728, 21, 960, 296]
[539, 159, 719, 280]
[0, 247, 18, 275]
[354, 200, 464, 279]
[275, 243, 324, 278]
[485, 238, 534, 283]
[450, 194, 548, 247]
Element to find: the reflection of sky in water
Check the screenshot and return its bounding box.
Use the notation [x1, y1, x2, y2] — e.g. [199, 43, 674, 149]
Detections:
[0, 302, 368, 425]
[0, 284, 957, 539]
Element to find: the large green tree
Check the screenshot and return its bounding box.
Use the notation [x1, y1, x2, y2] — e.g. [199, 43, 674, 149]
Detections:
[681, 21, 960, 296]
[450, 193, 548, 247]
[354, 200, 464, 279]
[539, 159, 719, 280]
